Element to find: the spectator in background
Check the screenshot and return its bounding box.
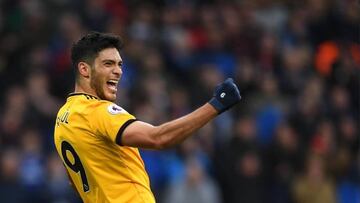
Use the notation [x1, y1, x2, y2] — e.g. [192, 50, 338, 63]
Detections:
[278, 45, 313, 96]
[215, 115, 264, 203]
[335, 115, 360, 203]
[333, 145, 360, 203]
[265, 123, 303, 203]
[329, 85, 352, 119]
[248, 73, 286, 145]
[234, 58, 258, 100]
[292, 153, 337, 203]
[164, 157, 221, 203]
[18, 128, 47, 203]
[337, 115, 359, 157]
[26, 71, 61, 123]
[233, 151, 263, 203]
[310, 120, 337, 158]
[0, 148, 26, 203]
[0, 86, 28, 147]
[46, 152, 81, 203]
[290, 76, 325, 145]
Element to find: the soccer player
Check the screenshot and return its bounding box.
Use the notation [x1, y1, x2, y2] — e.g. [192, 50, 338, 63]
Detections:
[53, 31, 241, 203]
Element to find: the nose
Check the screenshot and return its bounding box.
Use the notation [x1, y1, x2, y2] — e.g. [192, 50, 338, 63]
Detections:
[113, 66, 122, 77]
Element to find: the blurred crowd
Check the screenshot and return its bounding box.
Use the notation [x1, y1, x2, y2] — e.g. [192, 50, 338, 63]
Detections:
[0, 0, 359, 203]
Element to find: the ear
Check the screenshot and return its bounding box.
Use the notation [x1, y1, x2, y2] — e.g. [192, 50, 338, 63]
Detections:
[78, 62, 91, 78]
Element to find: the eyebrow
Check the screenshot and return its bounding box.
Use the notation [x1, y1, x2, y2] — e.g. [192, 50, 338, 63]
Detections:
[102, 59, 123, 65]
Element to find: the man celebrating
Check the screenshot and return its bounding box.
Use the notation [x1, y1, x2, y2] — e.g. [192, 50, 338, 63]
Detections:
[54, 31, 241, 203]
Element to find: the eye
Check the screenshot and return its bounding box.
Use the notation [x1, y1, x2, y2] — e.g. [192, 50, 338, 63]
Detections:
[104, 62, 112, 66]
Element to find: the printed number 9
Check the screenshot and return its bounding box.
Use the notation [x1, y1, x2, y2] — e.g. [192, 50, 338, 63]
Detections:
[61, 141, 90, 192]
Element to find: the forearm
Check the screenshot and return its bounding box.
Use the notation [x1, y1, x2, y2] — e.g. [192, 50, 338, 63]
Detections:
[153, 103, 217, 149]
[121, 78, 241, 149]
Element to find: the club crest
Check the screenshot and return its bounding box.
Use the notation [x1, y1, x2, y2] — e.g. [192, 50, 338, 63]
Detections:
[107, 104, 126, 115]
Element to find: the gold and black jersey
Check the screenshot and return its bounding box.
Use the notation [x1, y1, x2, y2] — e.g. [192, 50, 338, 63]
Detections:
[54, 93, 155, 203]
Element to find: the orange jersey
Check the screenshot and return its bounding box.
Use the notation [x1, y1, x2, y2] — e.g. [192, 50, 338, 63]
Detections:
[54, 93, 155, 203]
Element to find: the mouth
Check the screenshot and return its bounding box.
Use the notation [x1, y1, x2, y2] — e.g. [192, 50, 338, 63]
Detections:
[106, 79, 118, 92]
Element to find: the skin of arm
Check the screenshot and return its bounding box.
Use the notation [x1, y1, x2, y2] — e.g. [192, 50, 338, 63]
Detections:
[121, 103, 218, 150]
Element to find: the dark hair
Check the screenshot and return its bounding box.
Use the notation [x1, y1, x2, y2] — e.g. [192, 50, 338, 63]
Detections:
[71, 31, 123, 77]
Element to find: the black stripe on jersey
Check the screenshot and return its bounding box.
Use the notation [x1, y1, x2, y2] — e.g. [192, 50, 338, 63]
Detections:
[116, 119, 138, 146]
[68, 93, 99, 100]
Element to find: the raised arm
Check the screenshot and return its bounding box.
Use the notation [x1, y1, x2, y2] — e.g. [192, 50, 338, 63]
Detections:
[121, 78, 241, 150]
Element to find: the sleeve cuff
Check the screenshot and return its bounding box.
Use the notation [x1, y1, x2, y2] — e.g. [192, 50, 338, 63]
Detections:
[115, 119, 138, 146]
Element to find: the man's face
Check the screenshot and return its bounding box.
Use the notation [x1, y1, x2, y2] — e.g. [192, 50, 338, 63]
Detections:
[90, 48, 122, 102]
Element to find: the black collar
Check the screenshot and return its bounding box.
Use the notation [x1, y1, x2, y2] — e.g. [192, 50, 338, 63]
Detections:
[68, 92, 99, 100]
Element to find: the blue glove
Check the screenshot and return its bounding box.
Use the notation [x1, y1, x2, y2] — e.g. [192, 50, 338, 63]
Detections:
[208, 78, 241, 114]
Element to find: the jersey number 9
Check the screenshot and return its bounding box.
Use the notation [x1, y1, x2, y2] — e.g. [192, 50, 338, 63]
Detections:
[61, 141, 90, 192]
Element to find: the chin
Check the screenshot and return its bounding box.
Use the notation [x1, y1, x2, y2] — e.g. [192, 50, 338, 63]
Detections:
[105, 93, 117, 102]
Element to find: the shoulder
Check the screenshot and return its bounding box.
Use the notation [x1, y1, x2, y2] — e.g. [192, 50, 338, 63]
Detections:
[65, 93, 133, 119]
[92, 100, 130, 116]
[97, 100, 128, 115]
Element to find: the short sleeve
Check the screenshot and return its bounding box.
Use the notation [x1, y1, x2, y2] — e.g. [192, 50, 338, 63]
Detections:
[93, 102, 137, 145]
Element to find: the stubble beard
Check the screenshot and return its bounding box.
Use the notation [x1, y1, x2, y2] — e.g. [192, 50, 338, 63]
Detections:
[90, 71, 107, 101]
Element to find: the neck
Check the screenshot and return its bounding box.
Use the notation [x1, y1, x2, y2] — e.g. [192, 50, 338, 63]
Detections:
[74, 80, 97, 97]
